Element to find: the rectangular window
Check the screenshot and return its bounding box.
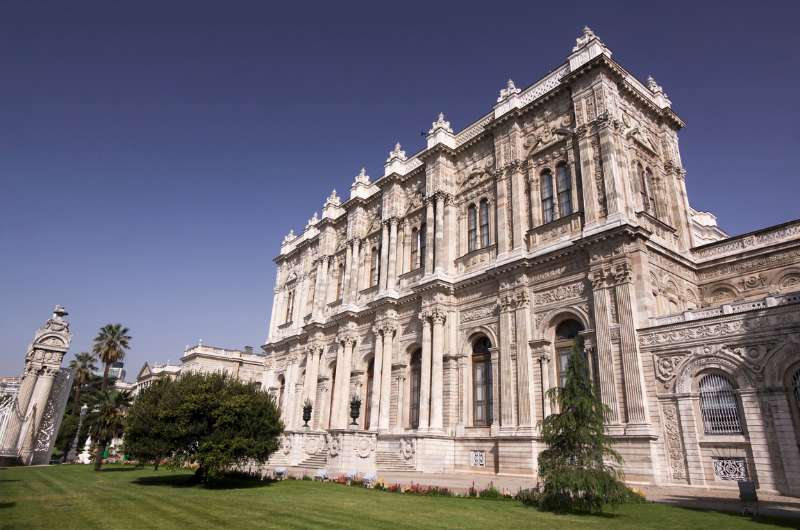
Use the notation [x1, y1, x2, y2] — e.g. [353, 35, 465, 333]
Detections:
[558, 347, 571, 387]
[468, 205, 477, 252]
[419, 224, 427, 268]
[556, 165, 573, 217]
[479, 200, 490, 247]
[473, 359, 493, 425]
[540, 172, 555, 224]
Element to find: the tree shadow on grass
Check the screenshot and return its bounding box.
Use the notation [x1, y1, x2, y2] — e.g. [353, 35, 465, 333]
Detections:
[99, 467, 140, 472]
[652, 499, 800, 529]
[133, 473, 276, 490]
[0, 502, 16, 509]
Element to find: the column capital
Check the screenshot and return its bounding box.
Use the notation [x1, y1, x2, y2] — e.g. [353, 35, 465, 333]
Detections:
[612, 261, 632, 285]
[529, 339, 552, 360]
[431, 309, 447, 325]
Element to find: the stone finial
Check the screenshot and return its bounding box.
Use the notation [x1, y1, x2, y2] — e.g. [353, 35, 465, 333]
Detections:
[282, 229, 296, 244]
[573, 25, 599, 52]
[646, 75, 672, 107]
[305, 211, 319, 229]
[53, 305, 68, 319]
[325, 189, 341, 207]
[353, 167, 371, 186]
[386, 142, 407, 163]
[428, 112, 453, 134]
[497, 78, 521, 103]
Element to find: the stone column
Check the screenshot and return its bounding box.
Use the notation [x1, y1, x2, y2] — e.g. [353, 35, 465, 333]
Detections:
[495, 173, 510, 254]
[387, 219, 399, 290]
[332, 336, 353, 429]
[499, 297, 517, 429]
[418, 312, 432, 429]
[530, 341, 551, 420]
[613, 263, 649, 426]
[312, 257, 329, 318]
[514, 292, 533, 427]
[401, 221, 411, 276]
[378, 323, 395, 430]
[19, 367, 56, 458]
[267, 287, 281, 338]
[489, 347, 500, 430]
[510, 164, 528, 250]
[459, 355, 469, 428]
[342, 242, 353, 305]
[395, 372, 406, 432]
[369, 326, 383, 431]
[424, 199, 435, 274]
[302, 349, 316, 404]
[350, 238, 362, 302]
[590, 269, 620, 423]
[434, 194, 445, 273]
[2, 366, 37, 452]
[597, 121, 625, 217]
[380, 222, 390, 290]
[429, 310, 446, 431]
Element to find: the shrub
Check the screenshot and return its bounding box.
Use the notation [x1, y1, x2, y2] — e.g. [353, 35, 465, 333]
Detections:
[478, 483, 502, 500]
[515, 487, 540, 506]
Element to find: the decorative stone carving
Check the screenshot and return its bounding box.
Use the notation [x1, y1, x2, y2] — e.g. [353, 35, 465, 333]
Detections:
[534, 282, 585, 305]
[279, 435, 292, 455]
[400, 437, 416, 462]
[497, 79, 520, 103]
[661, 402, 687, 480]
[654, 353, 689, 386]
[429, 112, 453, 134]
[353, 434, 377, 459]
[462, 305, 497, 324]
[327, 433, 342, 457]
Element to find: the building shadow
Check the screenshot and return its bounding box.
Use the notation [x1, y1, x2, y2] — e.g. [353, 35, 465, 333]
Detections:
[652, 500, 800, 529]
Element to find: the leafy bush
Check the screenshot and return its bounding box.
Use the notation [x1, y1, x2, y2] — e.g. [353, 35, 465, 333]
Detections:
[478, 483, 502, 500]
[515, 487, 540, 506]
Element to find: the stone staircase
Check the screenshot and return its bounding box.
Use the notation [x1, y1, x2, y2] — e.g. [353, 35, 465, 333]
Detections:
[297, 452, 327, 469]
[376, 449, 415, 472]
[268, 451, 289, 467]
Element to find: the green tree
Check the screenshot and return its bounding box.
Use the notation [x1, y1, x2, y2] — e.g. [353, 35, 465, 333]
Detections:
[89, 389, 132, 471]
[125, 372, 283, 482]
[537, 337, 632, 513]
[69, 352, 98, 414]
[124, 379, 173, 470]
[92, 324, 131, 390]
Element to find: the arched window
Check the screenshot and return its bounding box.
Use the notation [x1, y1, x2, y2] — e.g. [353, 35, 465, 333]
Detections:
[540, 170, 555, 224]
[556, 164, 572, 217]
[467, 204, 478, 252]
[472, 336, 493, 426]
[277, 375, 286, 414]
[364, 358, 374, 430]
[410, 228, 419, 270]
[699, 373, 743, 434]
[787, 367, 800, 442]
[336, 263, 345, 301]
[284, 290, 295, 323]
[645, 167, 658, 216]
[419, 223, 427, 268]
[370, 246, 380, 287]
[637, 163, 650, 213]
[555, 319, 585, 386]
[409, 349, 422, 429]
[479, 199, 490, 247]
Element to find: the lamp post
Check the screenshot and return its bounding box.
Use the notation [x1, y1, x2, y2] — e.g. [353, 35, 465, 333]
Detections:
[66, 403, 88, 462]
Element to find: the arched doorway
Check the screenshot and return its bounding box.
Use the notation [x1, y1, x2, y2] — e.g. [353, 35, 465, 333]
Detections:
[554, 319, 584, 387]
[472, 336, 493, 426]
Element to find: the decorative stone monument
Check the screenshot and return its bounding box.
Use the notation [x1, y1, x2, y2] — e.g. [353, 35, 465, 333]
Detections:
[0, 306, 73, 465]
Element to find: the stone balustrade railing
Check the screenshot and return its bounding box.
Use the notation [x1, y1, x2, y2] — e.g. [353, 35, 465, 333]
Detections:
[648, 291, 800, 327]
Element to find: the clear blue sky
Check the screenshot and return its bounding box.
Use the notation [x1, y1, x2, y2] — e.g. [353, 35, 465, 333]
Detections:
[2, 1, 799, 376]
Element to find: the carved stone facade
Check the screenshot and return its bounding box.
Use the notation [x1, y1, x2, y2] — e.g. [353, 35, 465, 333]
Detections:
[0, 306, 72, 465]
[256, 28, 800, 493]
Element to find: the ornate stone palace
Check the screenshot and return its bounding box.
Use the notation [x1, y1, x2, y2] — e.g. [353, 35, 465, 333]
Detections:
[258, 28, 800, 493]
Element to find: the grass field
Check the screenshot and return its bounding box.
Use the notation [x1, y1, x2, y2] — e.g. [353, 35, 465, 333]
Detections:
[0, 465, 795, 529]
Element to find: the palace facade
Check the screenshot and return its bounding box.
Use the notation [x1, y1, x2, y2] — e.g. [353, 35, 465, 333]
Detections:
[259, 28, 800, 493]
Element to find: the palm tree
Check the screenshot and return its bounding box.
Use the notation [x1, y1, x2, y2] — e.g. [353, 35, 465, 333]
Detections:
[68, 352, 98, 414]
[89, 389, 132, 471]
[92, 324, 132, 390]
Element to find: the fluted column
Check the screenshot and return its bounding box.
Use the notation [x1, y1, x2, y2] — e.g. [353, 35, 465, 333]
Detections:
[490, 347, 500, 430]
[495, 174, 510, 253]
[387, 219, 399, 290]
[350, 238, 362, 302]
[424, 199, 435, 274]
[19, 367, 56, 458]
[429, 310, 446, 431]
[379, 222, 390, 290]
[614, 263, 649, 426]
[434, 194, 445, 273]
[332, 335, 355, 429]
[2, 366, 37, 452]
[378, 323, 395, 430]
[418, 312, 432, 429]
[590, 269, 620, 423]
[312, 257, 329, 318]
[342, 242, 353, 305]
[514, 292, 533, 427]
[530, 341, 551, 420]
[369, 326, 383, 431]
[395, 372, 405, 431]
[510, 164, 528, 250]
[499, 296, 516, 429]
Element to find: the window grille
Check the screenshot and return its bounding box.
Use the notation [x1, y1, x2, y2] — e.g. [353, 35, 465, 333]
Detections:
[713, 457, 748, 481]
[470, 450, 486, 467]
[699, 373, 743, 434]
[792, 368, 800, 410]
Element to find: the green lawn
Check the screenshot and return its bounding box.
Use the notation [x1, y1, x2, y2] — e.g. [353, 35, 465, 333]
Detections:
[0, 465, 794, 529]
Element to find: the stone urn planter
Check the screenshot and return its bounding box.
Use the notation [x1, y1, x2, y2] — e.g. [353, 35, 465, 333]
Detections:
[349, 394, 361, 426]
[302, 399, 313, 428]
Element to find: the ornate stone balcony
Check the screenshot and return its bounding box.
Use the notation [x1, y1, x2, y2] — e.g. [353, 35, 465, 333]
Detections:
[398, 267, 424, 290]
[526, 211, 582, 250]
[648, 290, 800, 327]
[636, 211, 677, 247]
[455, 244, 497, 274]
